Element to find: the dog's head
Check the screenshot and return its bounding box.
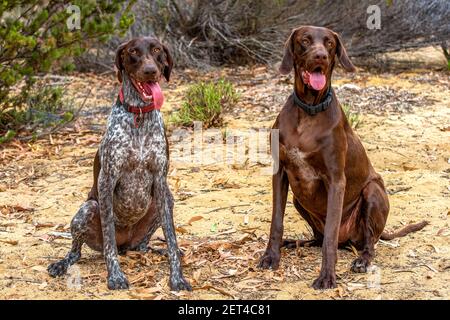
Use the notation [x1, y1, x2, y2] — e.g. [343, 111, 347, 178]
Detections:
[279, 26, 355, 91]
[115, 36, 173, 88]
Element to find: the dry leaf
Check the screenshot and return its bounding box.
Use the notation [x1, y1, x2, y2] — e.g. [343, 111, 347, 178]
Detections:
[193, 269, 202, 283]
[33, 222, 56, 229]
[239, 227, 260, 233]
[348, 244, 359, 256]
[236, 279, 265, 290]
[173, 177, 181, 192]
[134, 287, 161, 294]
[0, 204, 34, 215]
[236, 234, 254, 244]
[0, 239, 18, 245]
[39, 282, 48, 289]
[31, 265, 47, 272]
[188, 216, 204, 225]
[194, 285, 236, 298]
[129, 293, 157, 300]
[347, 282, 365, 291]
[336, 286, 345, 298]
[228, 269, 237, 276]
[38, 234, 54, 242]
[176, 226, 188, 234]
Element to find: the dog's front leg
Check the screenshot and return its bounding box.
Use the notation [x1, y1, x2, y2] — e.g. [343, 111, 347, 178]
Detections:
[312, 175, 346, 290]
[98, 167, 129, 290]
[154, 174, 192, 291]
[258, 166, 289, 270]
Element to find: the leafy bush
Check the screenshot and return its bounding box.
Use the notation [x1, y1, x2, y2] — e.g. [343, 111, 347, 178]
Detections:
[0, 0, 136, 137]
[116, 0, 449, 68]
[342, 104, 361, 129]
[170, 79, 239, 128]
[0, 81, 77, 142]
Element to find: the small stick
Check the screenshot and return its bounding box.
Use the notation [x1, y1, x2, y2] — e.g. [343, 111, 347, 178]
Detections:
[204, 204, 250, 214]
[3, 277, 42, 284]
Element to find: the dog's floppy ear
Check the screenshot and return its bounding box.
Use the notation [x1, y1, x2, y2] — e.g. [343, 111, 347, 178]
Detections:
[162, 44, 173, 82]
[279, 26, 305, 75]
[333, 32, 356, 72]
[279, 29, 296, 75]
[115, 40, 130, 83]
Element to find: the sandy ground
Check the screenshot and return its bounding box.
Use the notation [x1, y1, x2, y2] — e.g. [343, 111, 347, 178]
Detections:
[0, 65, 449, 300]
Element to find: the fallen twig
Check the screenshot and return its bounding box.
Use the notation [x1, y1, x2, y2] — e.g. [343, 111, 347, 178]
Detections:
[2, 276, 42, 284]
[204, 204, 250, 215]
[194, 284, 236, 299]
[47, 232, 72, 239]
[416, 264, 438, 273]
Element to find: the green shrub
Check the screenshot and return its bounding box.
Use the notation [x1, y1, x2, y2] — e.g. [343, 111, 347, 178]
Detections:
[0, 0, 136, 137]
[170, 79, 239, 128]
[342, 104, 361, 129]
[0, 82, 75, 142]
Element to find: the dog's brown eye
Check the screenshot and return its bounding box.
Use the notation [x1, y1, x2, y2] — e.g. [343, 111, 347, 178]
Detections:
[302, 39, 310, 46]
[327, 41, 334, 48]
[128, 48, 137, 55]
[153, 47, 161, 53]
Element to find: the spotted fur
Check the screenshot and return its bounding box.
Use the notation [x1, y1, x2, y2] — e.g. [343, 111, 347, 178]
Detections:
[48, 67, 191, 291]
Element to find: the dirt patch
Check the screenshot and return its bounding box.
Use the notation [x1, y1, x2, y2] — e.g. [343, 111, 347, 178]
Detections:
[0, 67, 449, 300]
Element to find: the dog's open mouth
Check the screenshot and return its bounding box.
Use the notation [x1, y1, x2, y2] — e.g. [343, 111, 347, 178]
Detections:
[129, 78, 164, 108]
[302, 67, 327, 91]
[130, 78, 155, 103]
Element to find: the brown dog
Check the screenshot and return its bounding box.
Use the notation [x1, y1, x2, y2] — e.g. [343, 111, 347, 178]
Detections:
[258, 26, 427, 290]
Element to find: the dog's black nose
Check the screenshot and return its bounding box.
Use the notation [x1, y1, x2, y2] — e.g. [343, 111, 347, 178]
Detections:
[314, 51, 327, 62]
[143, 65, 158, 76]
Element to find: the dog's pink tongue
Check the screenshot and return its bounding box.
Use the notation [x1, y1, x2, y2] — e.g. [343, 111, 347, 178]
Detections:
[142, 82, 164, 109]
[309, 72, 326, 91]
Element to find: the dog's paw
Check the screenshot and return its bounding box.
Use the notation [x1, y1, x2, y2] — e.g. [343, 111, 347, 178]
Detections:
[117, 247, 129, 256]
[351, 257, 369, 273]
[47, 260, 68, 277]
[107, 271, 129, 290]
[170, 276, 192, 292]
[312, 272, 337, 290]
[257, 250, 280, 270]
[134, 242, 150, 253]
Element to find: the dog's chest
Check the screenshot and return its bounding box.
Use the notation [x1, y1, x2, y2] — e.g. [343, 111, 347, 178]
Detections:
[106, 109, 167, 168]
[127, 130, 166, 165]
[103, 109, 167, 225]
[280, 116, 330, 186]
[284, 147, 320, 182]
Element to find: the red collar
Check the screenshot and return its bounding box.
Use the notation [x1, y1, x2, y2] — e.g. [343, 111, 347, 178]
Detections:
[118, 87, 161, 128]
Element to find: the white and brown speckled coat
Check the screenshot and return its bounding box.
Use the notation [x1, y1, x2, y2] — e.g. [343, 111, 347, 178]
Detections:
[48, 37, 191, 291]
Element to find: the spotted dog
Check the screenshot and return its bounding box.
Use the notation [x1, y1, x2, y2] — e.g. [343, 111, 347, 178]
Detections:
[48, 37, 191, 291]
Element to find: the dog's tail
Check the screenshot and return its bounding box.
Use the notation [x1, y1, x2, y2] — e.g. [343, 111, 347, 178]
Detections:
[380, 221, 429, 240]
